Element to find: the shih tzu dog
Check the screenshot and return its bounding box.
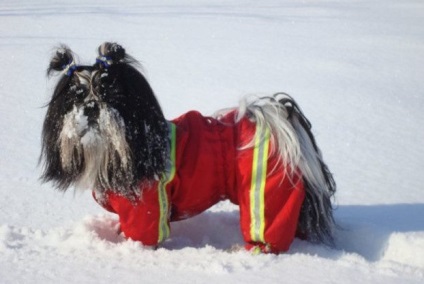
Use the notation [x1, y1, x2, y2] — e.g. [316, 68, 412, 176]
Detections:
[40, 42, 336, 253]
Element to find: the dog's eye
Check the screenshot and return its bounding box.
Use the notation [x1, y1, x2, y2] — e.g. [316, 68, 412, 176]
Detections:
[76, 87, 87, 100]
[68, 84, 88, 101]
[99, 72, 115, 88]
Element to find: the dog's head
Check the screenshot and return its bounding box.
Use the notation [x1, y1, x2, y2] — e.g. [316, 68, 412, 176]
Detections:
[40, 42, 168, 197]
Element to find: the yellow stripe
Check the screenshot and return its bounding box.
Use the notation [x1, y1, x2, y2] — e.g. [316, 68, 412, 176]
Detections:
[158, 123, 176, 243]
[249, 125, 270, 243]
[259, 127, 270, 240]
[250, 129, 260, 241]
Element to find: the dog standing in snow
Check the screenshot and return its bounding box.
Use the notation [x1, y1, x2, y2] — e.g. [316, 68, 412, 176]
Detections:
[40, 42, 336, 253]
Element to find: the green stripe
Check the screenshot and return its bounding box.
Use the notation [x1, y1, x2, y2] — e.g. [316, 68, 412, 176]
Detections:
[249, 125, 270, 243]
[157, 122, 176, 243]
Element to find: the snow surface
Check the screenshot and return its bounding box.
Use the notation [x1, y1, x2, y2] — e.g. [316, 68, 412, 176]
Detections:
[1, 0, 423, 283]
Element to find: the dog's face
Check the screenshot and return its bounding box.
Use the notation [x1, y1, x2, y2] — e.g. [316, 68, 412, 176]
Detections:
[40, 43, 168, 196]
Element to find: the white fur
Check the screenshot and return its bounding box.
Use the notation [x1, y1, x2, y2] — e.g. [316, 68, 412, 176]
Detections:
[58, 104, 132, 190]
[235, 96, 301, 173]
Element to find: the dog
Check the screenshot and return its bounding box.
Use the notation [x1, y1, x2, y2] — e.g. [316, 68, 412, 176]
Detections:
[40, 42, 336, 253]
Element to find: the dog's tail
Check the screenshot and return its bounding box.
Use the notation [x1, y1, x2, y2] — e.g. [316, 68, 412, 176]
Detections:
[237, 93, 336, 246]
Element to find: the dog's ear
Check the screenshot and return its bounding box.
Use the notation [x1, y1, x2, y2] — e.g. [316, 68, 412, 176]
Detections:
[47, 45, 77, 77]
[94, 42, 169, 184]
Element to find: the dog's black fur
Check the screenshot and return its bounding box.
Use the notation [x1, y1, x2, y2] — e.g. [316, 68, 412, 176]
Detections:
[41, 42, 336, 246]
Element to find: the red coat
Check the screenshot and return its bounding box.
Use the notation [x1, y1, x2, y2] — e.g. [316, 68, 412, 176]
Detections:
[94, 110, 305, 253]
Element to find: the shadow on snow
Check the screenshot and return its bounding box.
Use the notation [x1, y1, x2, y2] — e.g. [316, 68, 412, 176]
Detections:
[88, 203, 424, 261]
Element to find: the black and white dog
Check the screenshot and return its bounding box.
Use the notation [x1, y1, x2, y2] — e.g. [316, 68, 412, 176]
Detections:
[40, 42, 336, 252]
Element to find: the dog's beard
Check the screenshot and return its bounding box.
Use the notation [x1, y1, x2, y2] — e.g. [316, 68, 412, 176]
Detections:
[58, 104, 134, 193]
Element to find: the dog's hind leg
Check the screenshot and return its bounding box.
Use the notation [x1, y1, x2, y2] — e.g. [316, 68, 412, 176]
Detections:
[235, 118, 305, 254]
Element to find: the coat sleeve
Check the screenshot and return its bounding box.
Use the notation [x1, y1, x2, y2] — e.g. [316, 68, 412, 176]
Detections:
[92, 184, 171, 247]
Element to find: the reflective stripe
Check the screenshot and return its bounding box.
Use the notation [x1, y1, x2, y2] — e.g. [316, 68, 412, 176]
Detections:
[157, 122, 176, 243]
[249, 125, 270, 243]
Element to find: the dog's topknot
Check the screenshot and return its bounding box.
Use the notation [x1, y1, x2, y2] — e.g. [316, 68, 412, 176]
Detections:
[47, 45, 76, 76]
[97, 42, 127, 66]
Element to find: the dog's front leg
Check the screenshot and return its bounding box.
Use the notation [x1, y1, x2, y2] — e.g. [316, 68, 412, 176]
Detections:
[92, 185, 171, 248]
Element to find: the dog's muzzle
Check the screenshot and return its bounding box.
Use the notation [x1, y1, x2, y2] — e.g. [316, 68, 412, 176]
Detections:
[83, 101, 100, 127]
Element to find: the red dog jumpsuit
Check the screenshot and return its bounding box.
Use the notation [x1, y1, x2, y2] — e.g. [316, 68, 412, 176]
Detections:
[94, 110, 305, 253]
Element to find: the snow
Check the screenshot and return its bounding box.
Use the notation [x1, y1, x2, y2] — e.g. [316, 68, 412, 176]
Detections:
[0, 0, 423, 283]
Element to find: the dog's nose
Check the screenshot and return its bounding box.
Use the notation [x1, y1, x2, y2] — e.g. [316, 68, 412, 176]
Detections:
[83, 101, 100, 123]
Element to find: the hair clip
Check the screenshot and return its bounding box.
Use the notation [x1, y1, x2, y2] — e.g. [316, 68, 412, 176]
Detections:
[62, 60, 78, 76]
[96, 55, 113, 68]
